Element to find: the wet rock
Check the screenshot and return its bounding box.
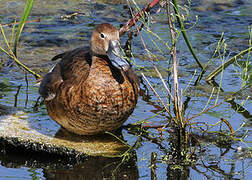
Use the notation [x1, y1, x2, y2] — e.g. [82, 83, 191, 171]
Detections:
[0, 111, 129, 158]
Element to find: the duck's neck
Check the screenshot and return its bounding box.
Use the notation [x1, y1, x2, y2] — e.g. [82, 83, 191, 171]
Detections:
[91, 51, 109, 61]
[91, 55, 110, 69]
[91, 55, 125, 84]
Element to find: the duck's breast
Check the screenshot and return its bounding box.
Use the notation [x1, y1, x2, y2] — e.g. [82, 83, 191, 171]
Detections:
[77, 58, 137, 120]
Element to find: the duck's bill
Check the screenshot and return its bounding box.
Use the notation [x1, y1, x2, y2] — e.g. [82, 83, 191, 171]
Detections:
[107, 40, 130, 71]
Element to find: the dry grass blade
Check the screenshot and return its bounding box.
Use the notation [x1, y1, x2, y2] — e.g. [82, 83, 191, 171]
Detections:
[141, 73, 176, 123]
[1, 18, 40, 28]
[166, 0, 182, 122]
[154, 65, 174, 101]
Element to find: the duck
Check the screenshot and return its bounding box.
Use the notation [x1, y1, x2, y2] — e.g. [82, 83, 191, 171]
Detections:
[39, 23, 139, 135]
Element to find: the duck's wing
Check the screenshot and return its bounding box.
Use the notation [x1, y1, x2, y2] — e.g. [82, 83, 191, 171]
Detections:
[125, 68, 140, 98]
[39, 63, 63, 101]
[39, 47, 91, 101]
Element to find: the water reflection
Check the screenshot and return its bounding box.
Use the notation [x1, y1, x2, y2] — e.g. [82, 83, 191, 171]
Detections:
[0, 150, 139, 180]
[43, 154, 139, 180]
[167, 165, 190, 180]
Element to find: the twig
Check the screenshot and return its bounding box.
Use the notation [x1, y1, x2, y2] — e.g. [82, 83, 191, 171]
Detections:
[1, 18, 40, 27]
[126, 125, 169, 154]
[166, 0, 182, 123]
[126, 0, 176, 123]
[171, 0, 206, 86]
[172, 0, 204, 70]
[154, 66, 174, 101]
[33, 96, 42, 112]
[142, 124, 167, 129]
[186, 102, 223, 122]
[150, 152, 157, 180]
[25, 73, 29, 107]
[14, 85, 22, 107]
[226, 98, 252, 119]
[141, 73, 176, 123]
[220, 118, 235, 137]
[119, 0, 160, 36]
[125, 0, 150, 54]
[123, 31, 134, 57]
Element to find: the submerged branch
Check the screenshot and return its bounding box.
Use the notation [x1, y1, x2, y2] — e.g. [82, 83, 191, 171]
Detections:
[208, 79, 252, 119]
[1, 18, 40, 28]
[206, 47, 252, 81]
[226, 98, 252, 119]
[220, 118, 235, 137]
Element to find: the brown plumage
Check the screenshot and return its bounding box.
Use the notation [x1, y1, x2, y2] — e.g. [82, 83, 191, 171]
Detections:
[39, 23, 139, 135]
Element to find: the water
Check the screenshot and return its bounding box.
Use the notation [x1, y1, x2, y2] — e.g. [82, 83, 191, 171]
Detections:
[0, 0, 252, 179]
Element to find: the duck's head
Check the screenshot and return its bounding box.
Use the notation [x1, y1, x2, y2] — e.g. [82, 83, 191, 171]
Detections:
[91, 23, 129, 71]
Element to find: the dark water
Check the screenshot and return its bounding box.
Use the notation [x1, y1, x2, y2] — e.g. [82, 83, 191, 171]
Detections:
[0, 0, 252, 179]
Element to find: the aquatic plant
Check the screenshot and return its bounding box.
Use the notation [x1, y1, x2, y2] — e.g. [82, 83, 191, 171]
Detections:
[116, 0, 252, 178]
[0, 0, 40, 79]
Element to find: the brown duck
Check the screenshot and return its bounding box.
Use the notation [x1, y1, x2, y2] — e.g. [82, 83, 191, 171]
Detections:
[39, 23, 139, 135]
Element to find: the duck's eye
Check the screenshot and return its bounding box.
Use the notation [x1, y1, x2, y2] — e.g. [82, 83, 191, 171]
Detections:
[100, 33, 105, 39]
